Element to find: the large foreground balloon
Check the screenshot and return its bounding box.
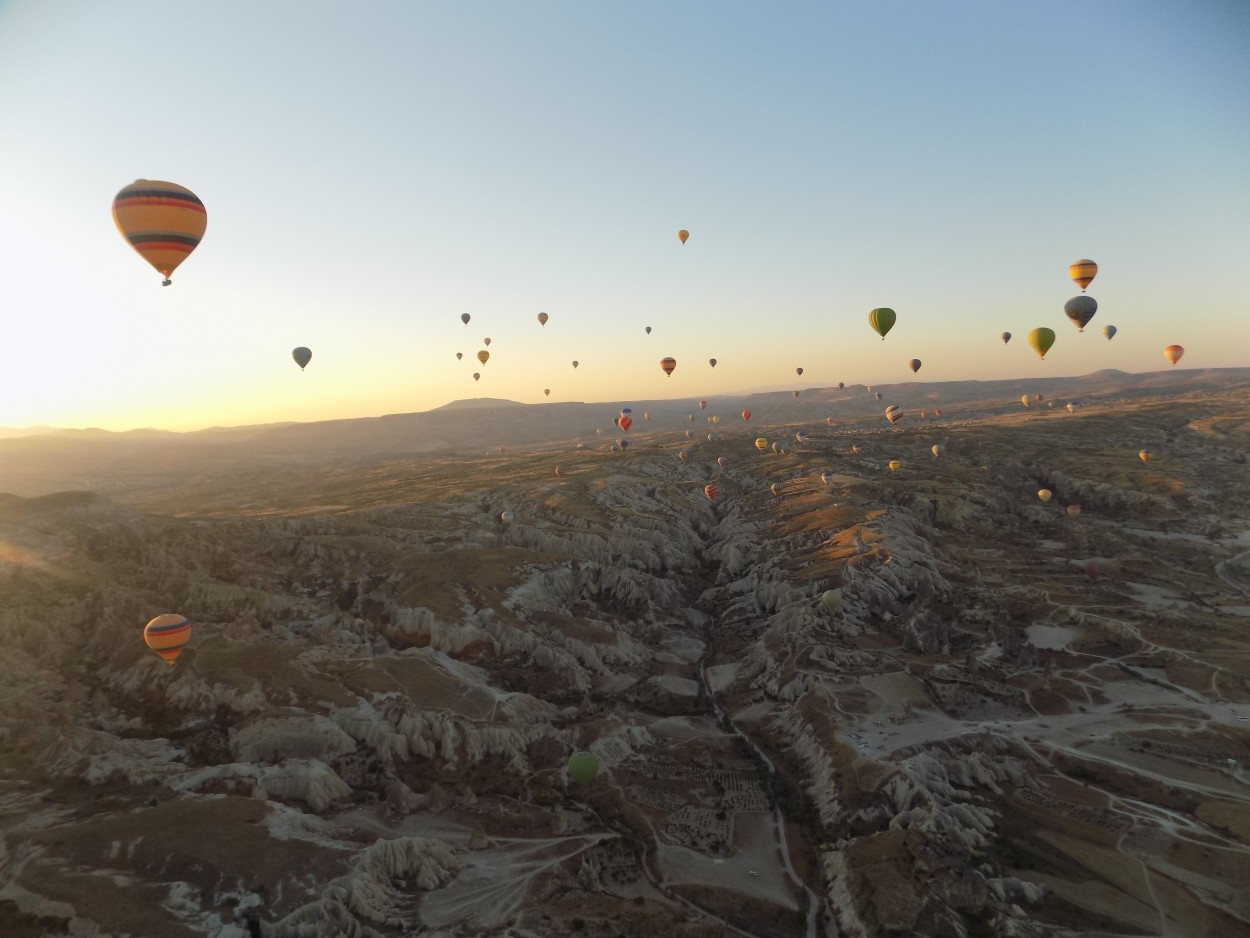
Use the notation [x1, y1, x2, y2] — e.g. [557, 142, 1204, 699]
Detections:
[1064, 295, 1098, 331]
[292, 347, 312, 370]
[868, 307, 896, 340]
[568, 752, 599, 786]
[1069, 259, 1098, 291]
[1028, 327, 1056, 360]
[1164, 344, 1184, 365]
[144, 613, 191, 666]
[112, 180, 207, 285]
[660, 357, 677, 376]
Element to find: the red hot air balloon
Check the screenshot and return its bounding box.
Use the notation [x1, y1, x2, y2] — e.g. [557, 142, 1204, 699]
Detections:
[741, 410, 751, 422]
[699, 400, 708, 410]
[678, 451, 689, 462]
[660, 357, 677, 376]
[619, 415, 633, 432]
[704, 483, 719, 500]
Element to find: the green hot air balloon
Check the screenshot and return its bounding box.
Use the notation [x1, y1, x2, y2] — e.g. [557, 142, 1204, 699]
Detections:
[568, 751, 599, 786]
[821, 589, 842, 611]
[1028, 327, 1056, 360]
[868, 307, 896, 340]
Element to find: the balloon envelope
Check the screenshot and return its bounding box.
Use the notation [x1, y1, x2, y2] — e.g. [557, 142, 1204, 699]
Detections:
[477, 350, 490, 365]
[868, 307, 897, 339]
[660, 357, 677, 376]
[1038, 489, 1052, 503]
[1069, 258, 1098, 291]
[741, 410, 751, 422]
[908, 359, 921, 373]
[537, 312, 549, 326]
[931, 444, 944, 458]
[292, 347, 312, 370]
[112, 180, 207, 284]
[704, 483, 719, 500]
[754, 438, 768, 452]
[1028, 327, 1056, 360]
[1164, 344, 1184, 365]
[1139, 449, 1151, 463]
[677, 229, 689, 244]
[572, 360, 579, 368]
[473, 372, 480, 381]
[144, 613, 191, 665]
[461, 313, 470, 324]
[1102, 324, 1117, 341]
[568, 751, 599, 786]
[708, 358, 717, 368]
[1064, 295, 1098, 331]
[1001, 332, 1012, 344]
[888, 460, 901, 472]
[645, 326, 652, 334]
[796, 367, 804, 376]
[821, 589, 842, 611]
[618, 416, 633, 432]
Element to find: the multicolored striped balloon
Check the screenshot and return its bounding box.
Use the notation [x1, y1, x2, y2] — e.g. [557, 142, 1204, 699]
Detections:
[112, 181, 206, 285]
[144, 613, 191, 666]
[1069, 258, 1097, 291]
[703, 483, 719, 500]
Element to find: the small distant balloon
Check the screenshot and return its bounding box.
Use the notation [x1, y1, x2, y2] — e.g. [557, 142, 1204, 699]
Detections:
[473, 372, 481, 381]
[461, 313, 471, 325]
[484, 337, 492, 346]
[1102, 325, 1116, 341]
[677, 229, 690, 244]
[537, 312, 549, 326]
[717, 456, 729, 469]
[741, 410, 752, 422]
[144, 613, 191, 666]
[908, 359, 921, 374]
[1001, 332, 1012, 344]
[796, 367, 804, 377]
[699, 400, 708, 410]
[1038, 489, 1053, 503]
[660, 357, 677, 376]
[645, 326, 652, 334]
[703, 483, 719, 501]
[1164, 344, 1184, 365]
[572, 360, 579, 369]
[456, 352, 463, 360]
[820, 471, 834, 485]
[1064, 295, 1098, 332]
[709, 358, 718, 368]
[837, 382, 845, 390]
[1067, 504, 1081, 518]
[477, 350, 490, 365]
[793, 390, 801, 398]
[931, 444, 944, 458]
[754, 438, 768, 452]
[292, 347, 312, 370]
[1138, 449, 1151, 463]
[678, 450, 689, 462]
[821, 589, 842, 611]
[888, 459, 901, 472]
[1069, 258, 1098, 291]
[567, 751, 599, 786]
[544, 388, 551, 397]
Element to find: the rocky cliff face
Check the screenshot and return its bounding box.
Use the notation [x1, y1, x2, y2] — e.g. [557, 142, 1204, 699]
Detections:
[3, 394, 1250, 936]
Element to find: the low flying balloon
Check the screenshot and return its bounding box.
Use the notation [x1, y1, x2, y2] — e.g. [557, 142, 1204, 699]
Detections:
[554, 467, 564, 477]
[500, 510, 514, 523]
[477, 350, 490, 365]
[677, 229, 690, 244]
[678, 450, 689, 462]
[754, 438, 768, 452]
[851, 443, 862, 454]
[112, 180, 207, 285]
[710, 415, 721, 424]
[825, 417, 835, 426]
[1021, 395, 1031, 408]
[643, 412, 651, 420]
[793, 391, 802, 398]
[795, 431, 808, 443]
[1067, 402, 1077, 413]
[873, 392, 882, 401]
[544, 388, 551, 397]
[709, 358, 718, 368]
[837, 382, 845, 390]
[717, 456, 729, 469]
[1067, 504, 1081, 518]
[1064, 295, 1098, 331]
[660, 357, 677, 376]
[1038, 489, 1052, 503]
[771, 442, 782, 454]
[617, 439, 630, 450]
[707, 433, 715, 442]
[820, 471, 834, 485]
[684, 430, 694, 439]
[888, 460, 901, 472]
[618, 416, 633, 432]
[931, 444, 944, 458]
[770, 483, 781, 497]
[537, 312, 549, 326]
[1035, 394, 1044, 402]
[461, 313, 470, 324]
[908, 359, 921, 374]
[1001, 332, 1012, 344]
[292, 347, 312, 370]
[868, 307, 897, 340]
[741, 410, 752, 422]
[934, 409, 942, 417]
[821, 589, 842, 611]
[1102, 325, 1117, 341]
[1164, 344, 1184, 365]
[568, 752, 599, 786]
[1028, 327, 1056, 360]
[1139, 449, 1151, 463]
[885, 405, 903, 425]
[144, 613, 191, 666]
[1084, 559, 1103, 580]
[704, 483, 719, 501]
[699, 400, 708, 410]
[1069, 259, 1098, 291]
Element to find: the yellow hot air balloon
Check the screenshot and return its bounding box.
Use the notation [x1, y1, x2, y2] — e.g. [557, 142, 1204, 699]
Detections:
[1028, 327, 1056, 360]
[1164, 344, 1184, 365]
[792, 390, 801, 398]
[1069, 258, 1097, 291]
[677, 229, 689, 244]
[821, 589, 842, 611]
[112, 180, 207, 285]
[1038, 489, 1052, 503]
[477, 350, 490, 365]
[754, 437, 768, 452]
[144, 613, 191, 666]
[1139, 449, 1151, 463]
[931, 444, 944, 458]
[868, 307, 896, 340]
[888, 459, 901, 472]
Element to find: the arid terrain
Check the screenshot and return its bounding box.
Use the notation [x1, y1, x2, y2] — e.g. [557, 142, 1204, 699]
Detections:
[2, 369, 1250, 937]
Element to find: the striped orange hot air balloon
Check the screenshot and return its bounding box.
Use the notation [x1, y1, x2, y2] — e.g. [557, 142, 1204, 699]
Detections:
[113, 181, 206, 285]
[660, 357, 677, 376]
[144, 613, 191, 666]
[1069, 258, 1097, 291]
[703, 483, 719, 500]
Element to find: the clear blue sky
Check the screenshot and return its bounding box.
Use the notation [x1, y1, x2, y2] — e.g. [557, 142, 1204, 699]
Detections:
[1, 0, 1247, 430]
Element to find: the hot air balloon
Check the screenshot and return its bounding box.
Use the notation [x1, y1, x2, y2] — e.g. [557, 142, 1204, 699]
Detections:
[1066, 402, 1077, 413]
[699, 400, 708, 410]
[931, 444, 944, 458]
[1102, 325, 1116, 341]
[1164, 345, 1184, 365]
[1069, 259, 1098, 291]
[620, 407, 633, 417]
[873, 392, 882, 401]
[793, 390, 801, 398]
[537, 312, 549, 326]
[643, 412, 651, 420]
[717, 456, 729, 469]
[473, 372, 481, 381]
[704, 483, 719, 500]
[1001, 332, 1012, 344]
[544, 388, 551, 397]
[796, 367, 804, 377]
[820, 471, 834, 485]
[888, 460, 901, 472]
[1021, 395, 1031, 408]
[709, 358, 718, 368]
[1035, 394, 1045, 403]
[868, 307, 896, 340]
[1064, 295, 1097, 331]
[112, 180, 207, 285]
[885, 405, 903, 426]
[908, 359, 921, 374]
[660, 357, 677, 376]
[645, 326, 652, 334]
[555, 467, 564, 477]
[292, 347, 312, 370]
[1038, 489, 1052, 503]
[619, 415, 633, 432]
[456, 352, 463, 360]
[1139, 449, 1151, 463]
[821, 589, 842, 611]
[461, 313, 471, 324]
[795, 431, 808, 443]
[851, 443, 862, 454]
[741, 410, 752, 422]
[825, 417, 835, 426]
[1028, 328, 1056, 360]
[770, 483, 781, 497]
[772, 442, 782, 454]
[677, 229, 689, 244]
[754, 438, 768, 452]
[678, 450, 689, 462]
[1067, 504, 1081, 518]
[500, 510, 514, 523]
[477, 350, 490, 365]
[568, 751, 599, 786]
[837, 382, 845, 390]
[684, 430, 694, 439]
[144, 613, 191, 665]
[710, 415, 721, 424]
[934, 409, 942, 417]
[617, 438, 630, 450]
[483, 337, 492, 346]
